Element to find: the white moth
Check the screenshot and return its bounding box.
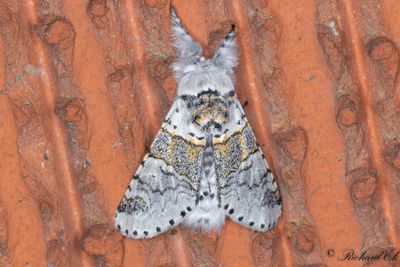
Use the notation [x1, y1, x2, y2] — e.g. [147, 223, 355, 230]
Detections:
[114, 6, 282, 239]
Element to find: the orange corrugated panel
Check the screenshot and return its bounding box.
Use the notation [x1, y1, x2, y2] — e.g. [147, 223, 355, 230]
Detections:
[0, 0, 399, 266]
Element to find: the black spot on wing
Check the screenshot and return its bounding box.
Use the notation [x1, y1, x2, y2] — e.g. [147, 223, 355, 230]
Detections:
[227, 90, 235, 97]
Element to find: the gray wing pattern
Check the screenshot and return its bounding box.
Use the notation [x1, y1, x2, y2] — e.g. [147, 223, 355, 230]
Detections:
[115, 100, 205, 239]
[214, 97, 282, 231]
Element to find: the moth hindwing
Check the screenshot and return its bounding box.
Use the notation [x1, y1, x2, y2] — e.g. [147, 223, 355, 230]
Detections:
[114, 6, 282, 239]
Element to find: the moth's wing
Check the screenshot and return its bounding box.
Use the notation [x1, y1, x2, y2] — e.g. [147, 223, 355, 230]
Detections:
[214, 96, 282, 232]
[115, 99, 205, 239]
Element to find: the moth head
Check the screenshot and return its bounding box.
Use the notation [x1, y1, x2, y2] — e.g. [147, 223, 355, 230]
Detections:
[170, 6, 238, 91]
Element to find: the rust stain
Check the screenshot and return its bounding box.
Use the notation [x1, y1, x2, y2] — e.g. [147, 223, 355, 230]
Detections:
[0, 0, 400, 266]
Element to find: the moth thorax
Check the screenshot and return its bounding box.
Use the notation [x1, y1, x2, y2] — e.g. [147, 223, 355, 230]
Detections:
[191, 93, 229, 133]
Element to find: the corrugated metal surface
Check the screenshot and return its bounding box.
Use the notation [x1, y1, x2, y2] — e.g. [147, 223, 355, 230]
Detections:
[0, 0, 399, 266]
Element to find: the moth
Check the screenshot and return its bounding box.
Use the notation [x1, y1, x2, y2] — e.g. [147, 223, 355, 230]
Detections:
[114, 6, 282, 239]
